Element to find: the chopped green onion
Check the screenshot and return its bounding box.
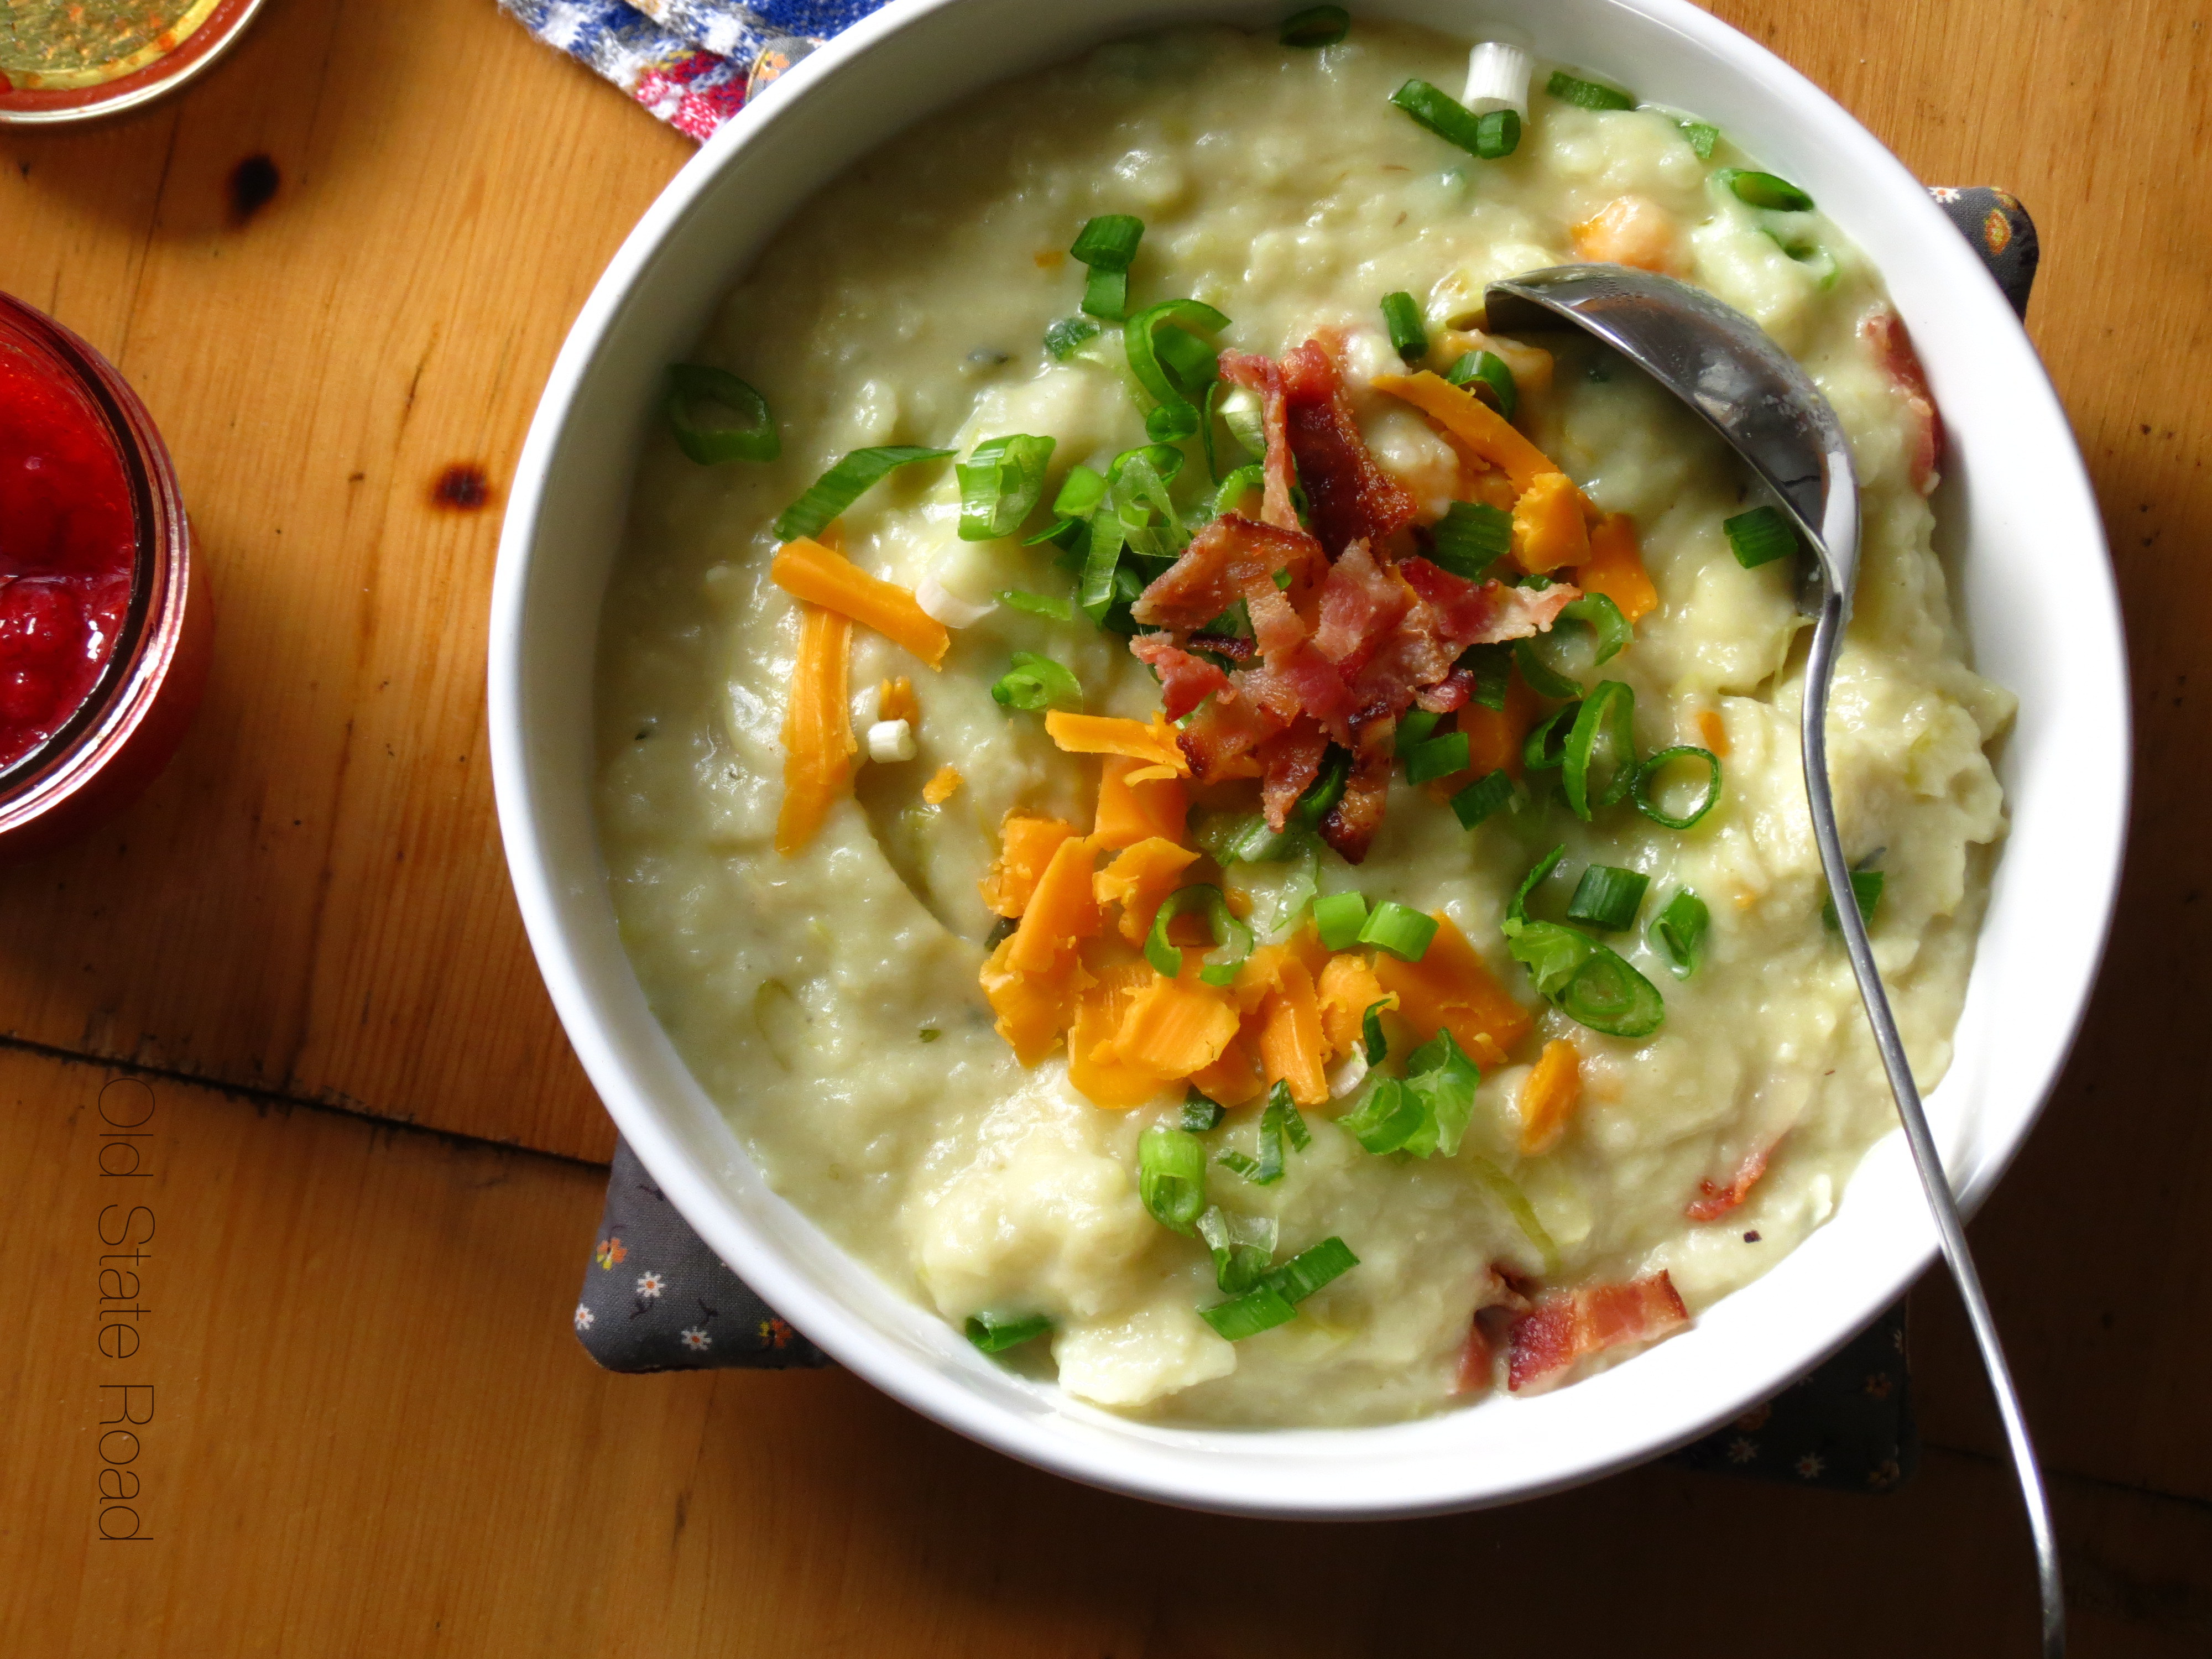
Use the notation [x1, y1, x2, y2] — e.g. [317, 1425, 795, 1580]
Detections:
[1504, 920, 1667, 1038]
[957, 433, 1056, 541]
[1555, 592, 1632, 665]
[1450, 768, 1515, 830]
[1404, 729, 1470, 786]
[1395, 707, 1442, 752]
[1724, 505, 1798, 570]
[1515, 636, 1585, 701]
[1145, 884, 1254, 984]
[1557, 940, 1667, 1036]
[1362, 1000, 1388, 1066]
[990, 651, 1083, 713]
[1124, 298, 1230, 413]
[1563, 679, 1637, 820]
[1633, 745, 1723, 829]
[1182, 1089, 1227, 1132]
[997, 588, 1073, 622]
[1390, 79, 1509, 161]
[1313, 890, 1369, 951]
[1444, 349, 1518, 421]
[1138, 1125, 1208, 1235]
[1262, 1235, 1358, 1302]
[1473, 108, 1522, 159]
[1467, 1156, 1561, 1272]
[1679, 120, 1720, 160]
[1071, 213, 1144, 270]
[1292, 747, 1352, 829]
[1340, 1029, 1478, 1157]
[1196, 1205, 1276, 1293]
[773, 445, 953, 543]
[1044, 316, 1101, 361]
[1523, 701, 1579, 771]
[1649, 888, 1709, 978]
[1198, 1282, 1298, 1340]
[1507, 845, 1566, 926]
[1338, 1076, 1426, 1155]
[1070, 215, 1142, 321]
[1428, 500, 1512, 579]
[1358, 900, 1437, 962]
[1399, 1029, 1480, 1157]
[1823, 868, 1886, 931]
[965, 1311, 1053, 1353]
[1719, 168, 1814, 212]
[1566, 864, 1650, 931]
[1279, 4, 1350, 46]
[1463, 641, 1512, 711]
[1220, 1081, 1305, 1185]
[1546, 69, 1634, 111]
[1146, 400, 1201, 443]
[665, 364, 779, 465]
[1214, 462, 1266, 517]
[1380, 290, 1429, 362]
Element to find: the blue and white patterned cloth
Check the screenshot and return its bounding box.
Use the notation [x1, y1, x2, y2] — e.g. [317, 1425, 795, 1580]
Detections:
[498, 0, 886, 138]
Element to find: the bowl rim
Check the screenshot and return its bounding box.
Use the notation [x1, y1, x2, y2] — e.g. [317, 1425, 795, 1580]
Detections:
[489, 0, 2127, 1517]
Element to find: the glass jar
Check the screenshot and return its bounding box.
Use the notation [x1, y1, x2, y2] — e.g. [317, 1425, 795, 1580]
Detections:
[0, 291, 211, 861]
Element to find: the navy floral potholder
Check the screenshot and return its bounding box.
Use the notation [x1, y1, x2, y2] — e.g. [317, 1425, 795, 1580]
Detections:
[570, 191, 2039, 1496]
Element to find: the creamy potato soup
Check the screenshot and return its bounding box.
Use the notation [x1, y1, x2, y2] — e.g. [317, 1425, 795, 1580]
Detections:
[595, 17, 2011, 1426]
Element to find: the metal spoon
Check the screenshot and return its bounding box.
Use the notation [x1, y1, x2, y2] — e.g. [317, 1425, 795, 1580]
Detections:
[1486, 265, 2064, 1657]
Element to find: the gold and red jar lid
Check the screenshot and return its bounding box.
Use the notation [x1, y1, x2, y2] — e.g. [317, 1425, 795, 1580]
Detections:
[0, 293, 210, 861]
[1, 0, 264, 125]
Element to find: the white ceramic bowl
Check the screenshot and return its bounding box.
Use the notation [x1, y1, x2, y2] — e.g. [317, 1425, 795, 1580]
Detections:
[489, 0, 2125, 1517]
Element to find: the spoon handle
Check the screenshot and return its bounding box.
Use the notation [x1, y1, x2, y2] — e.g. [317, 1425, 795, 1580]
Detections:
[1802, 593, 2066, 1658]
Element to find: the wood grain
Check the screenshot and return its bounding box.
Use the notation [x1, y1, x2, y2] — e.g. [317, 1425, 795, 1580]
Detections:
[4, 1050, 2208, 1658]
[2, 0, 2211, 1650]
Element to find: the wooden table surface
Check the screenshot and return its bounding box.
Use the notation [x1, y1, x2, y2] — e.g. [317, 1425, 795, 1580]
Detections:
[4, 0, 2208, 1652]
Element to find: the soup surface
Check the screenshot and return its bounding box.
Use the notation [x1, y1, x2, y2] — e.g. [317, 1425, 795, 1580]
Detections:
[595, 20, 2010, 1425]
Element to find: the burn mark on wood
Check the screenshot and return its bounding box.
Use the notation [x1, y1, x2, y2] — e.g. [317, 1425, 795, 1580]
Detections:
[228, 154, 280, 224]
[431, 465, 492, 512]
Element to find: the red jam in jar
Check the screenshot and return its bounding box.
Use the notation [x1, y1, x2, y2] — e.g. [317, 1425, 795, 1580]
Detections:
[0, 291, 209, 862]
[0, 345, 137, 770]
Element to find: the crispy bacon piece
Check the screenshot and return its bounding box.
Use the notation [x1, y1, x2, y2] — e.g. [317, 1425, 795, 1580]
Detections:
[1221, 350, 1299, 532]
[1686, 1140, 1776, 1223]
[1129, 633, 1233, 722]
[1313, 539, 1411, 674]
[1397, 557, 1581, 650]
[1176, 686, 1281, 782]
[1256, 718, 1329, 831]
[1506, 1272, 1692, 1395]
[1281, 340, 1418, 554]
[1860, 307, 1942, 494]
[1415, 669, 1473, 714]
[1130, 514, 1325, 632]
[1319, 716, 1394, 864]
[1453, 1265, 1534, 1397]
[1187, 631, 1253, 662]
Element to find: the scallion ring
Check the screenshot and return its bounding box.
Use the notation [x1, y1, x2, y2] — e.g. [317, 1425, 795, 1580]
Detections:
[1146, 400, 1201, 444]
[1124, 298, 1230, 413]
[1562, 679, 1637, 820]
[996, 589, 1073, 622]
[1450, 768, 1515, 830]
[1312, 890, 1369, 952]
[1632, 744, 1723, 829]
[990, 652, 1082, 713]
[1144, 884, 1254, 984]
[1443, 348, 1517, 420]
[1390, 78, 1510, 161]
[1545, 69, 1634, 110]
[1402, 729, 1470, 786]
[1428, 500, 1512, 579]
[1214, 462, 1266, 517]
[957, 432, 1056, 541]
[1724, 504, 1798, 569]
[1718, 168, 1815, 212]
[1523, 701, 1579, 772]
[1515, 635, 1585, 701]
[665, 363, 779, 466]
[965, 1311, 1053, 1353]
[1138, 1126, 1208, 1235]
[1507, 844, 1566, 926]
